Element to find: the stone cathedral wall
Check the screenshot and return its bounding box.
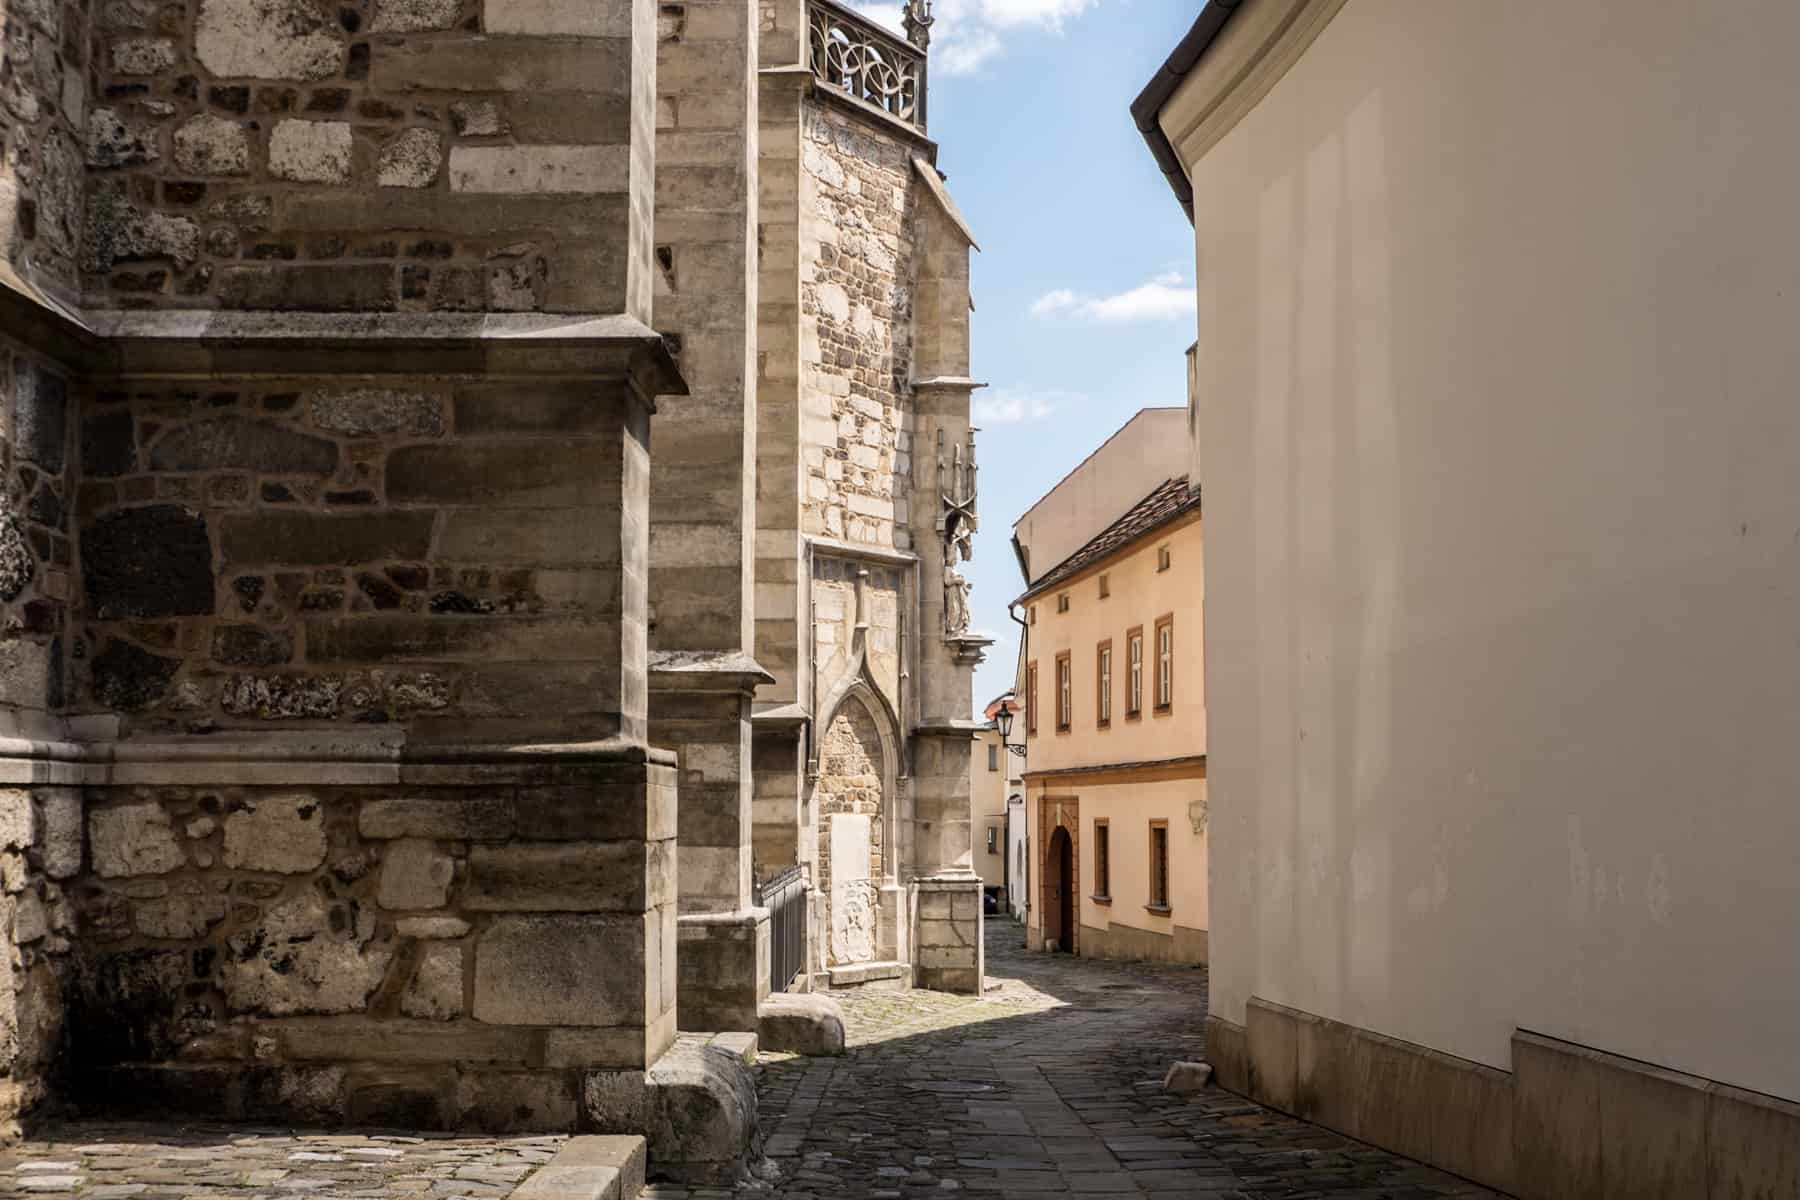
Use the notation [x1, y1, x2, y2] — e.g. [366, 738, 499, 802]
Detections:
[798, 101, 916, 550]
[0, 0, 89, 303]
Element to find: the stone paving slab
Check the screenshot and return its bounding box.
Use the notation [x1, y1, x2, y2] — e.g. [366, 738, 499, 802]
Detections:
[0, 1126, 566, 1200]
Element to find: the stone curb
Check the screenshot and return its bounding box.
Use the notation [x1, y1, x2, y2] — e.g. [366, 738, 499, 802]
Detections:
[508, 1136, 646, 1200]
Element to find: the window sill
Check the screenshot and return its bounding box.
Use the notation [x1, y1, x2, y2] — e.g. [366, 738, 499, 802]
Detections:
[1096, 720, 1110, 730]
[1153, 705, 1173, 718]
[1091, 894, 1112, 906]
[1144, 904, 1172, 917]
[1125, 711, 1143, 722]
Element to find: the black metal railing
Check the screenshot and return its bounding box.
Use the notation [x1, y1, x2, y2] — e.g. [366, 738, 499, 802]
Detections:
[807, 0, 927, 131]
[757, 864, 808, 994]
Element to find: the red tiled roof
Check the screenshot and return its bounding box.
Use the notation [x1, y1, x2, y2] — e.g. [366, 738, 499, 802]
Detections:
[1018, 476, 1199, 602]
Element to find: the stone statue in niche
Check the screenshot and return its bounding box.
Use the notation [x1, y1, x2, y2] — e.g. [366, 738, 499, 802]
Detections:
[937, 428, 978, 637]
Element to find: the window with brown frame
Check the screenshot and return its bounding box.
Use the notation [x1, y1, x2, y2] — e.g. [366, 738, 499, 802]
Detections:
[1157, 545, 1172, 572]
[1148, 820, 1170, 911]
[1098, 573, 1110, 599]
[1096, 640, 1112, 727]
[1154, 614, 1174, 712]
[987, 743, 999, 772]
[1126, 626, 1144, 717]
[1056, 593, 1070, 614]
[1029, 604, 1037, 625]
[1055, 652, 1072, 732]
[1093, 819, 1111, 902]
[1026, 661, 1039, 736]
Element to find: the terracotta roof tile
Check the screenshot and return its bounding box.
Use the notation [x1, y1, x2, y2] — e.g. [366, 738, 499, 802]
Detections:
[1019, 476, 1199, 601]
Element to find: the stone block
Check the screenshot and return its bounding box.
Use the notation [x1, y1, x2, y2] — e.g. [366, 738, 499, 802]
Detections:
[378, 839, 454, 910]
[195, 0, 344, 79]
[397, 916, 471, 939]
[371, 0, 460, 32]
[378, 129, 443, 189]
[347, 1070, 454, 1128]
[544, 1028, 653, 1070]
[0, 791, 32, 851]
[309, 388, 444, 438]
[218, 264, 397, 310]
[1512, 1031, 1602, 1200]
[212, 625, 293, 668]
[149, 416, 337, 474]
[514, 1137, 644, 1200]
[14, 362, 68, 473]
[456, 1072, 578, 1133]
[247, 1065, 348, 1124]
[1595, 1042, 1707, 1199]
[401, 943, 464, 1020]
[361, 797, 513, 841]
[483, 0, 630, 36]
[448, 145, 628, 195]
[473, 916, 643, 1026]
[219, 511, 434, 566]
[584, 1039, 756, 1185]
[454, 384, 614, 434]
[282, 1019, 532, 1065]
[82, 506, 214, 619]
[1708, 1080, 1800, 1198]
[221, 674, 343, 720]
[1204, 1014, 1250, 1094]
[221, 893, 394, 1017]
[88, 803, 183, 878]
[37, 790, 81, 879]
[221, 796, 327, 873]
[306, 617, 622, 665]
[270, 120, 352, 183]
[464, 842, 657, 912]
[387, 442, 621, 506]
[1245, 997, 1299, 1115]
[173, 114, 249, 175]
[90, 638, 180, 711]
[1163, 1061, 1212, 1095]
[135, 894, 228, 939]
[757, 994, 843, 1057]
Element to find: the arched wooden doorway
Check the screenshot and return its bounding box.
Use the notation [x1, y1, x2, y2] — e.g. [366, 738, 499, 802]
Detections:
[1046, 826, 1074, 953]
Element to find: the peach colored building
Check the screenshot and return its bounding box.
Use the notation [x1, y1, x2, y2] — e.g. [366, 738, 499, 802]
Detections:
[1013, 418, 1207, 965]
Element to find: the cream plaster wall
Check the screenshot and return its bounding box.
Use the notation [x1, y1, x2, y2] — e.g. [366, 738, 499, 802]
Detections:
[1024, 515, 1205, 773]
[1177, 0, 1800, 1101]
[1012, 409, 1188, 586]
[1076, 776, 1207, 946]
[971, 728, 1009, 890]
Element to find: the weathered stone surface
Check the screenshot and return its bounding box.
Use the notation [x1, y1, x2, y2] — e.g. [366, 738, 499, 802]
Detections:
[89, 804, 184, 878]
[111, 37, 176, 73]
[371, 0, 460, 30]
[0, 791, 31, 851]
[473, 917, 641, 1026]
[400, 943, 462, 1020]
[458, 1072, 578, 1133]
[377, 839, 452, 910]
[84, 181, 200, 271]
[136, 893, 229, 939]
[1164, 1060, 1214, 1095]
[219, 511, 434, 565]
[83, 507, 213, 619]
[218, 264, 396, 310]
[308, 389, 443, 438]
[37, 790, 81, 879]
[195, 0, 344, 80]
[465, 843, 654, 913]
[270, 120, 352, 183]
[378, 129, 443, 189]
[222, 892, 394, 1016]
[222, 796, 327, 873]
[148, 417, 337, 474]
[484, 0, 628, 36]
[82, 408, 136, 477]
[15, 362, 68, 473]
[396, 916, 470, 940]
[0, 516, 32, 603]
[220, 673, 342, 719]
[360, 797, 512, 841]
[448, 145, 626, 195]
[758, 993, 845, 1057]
[173, 114, 250, 175]
[86, 108, 159, 167]
[212, 625, 293, 668]
[586, 1041, 757, 1185]
[90, 638, 180, 712]
[14, 891, 48, 944]
[72, 947, 192, 1063]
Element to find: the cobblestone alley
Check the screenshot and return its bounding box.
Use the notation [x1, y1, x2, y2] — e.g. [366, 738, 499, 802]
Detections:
[0, 922, 1501, 1200]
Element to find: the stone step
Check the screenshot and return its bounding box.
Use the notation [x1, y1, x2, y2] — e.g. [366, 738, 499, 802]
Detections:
[509, 1136, 645, 1200]
[825, 960, 909, 989]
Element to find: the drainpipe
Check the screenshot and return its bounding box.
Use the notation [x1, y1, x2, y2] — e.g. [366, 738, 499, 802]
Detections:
[1007, 598, 1029, 943]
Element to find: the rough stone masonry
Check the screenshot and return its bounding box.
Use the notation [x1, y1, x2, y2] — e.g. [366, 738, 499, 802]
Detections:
[0, 0, 987, 1178]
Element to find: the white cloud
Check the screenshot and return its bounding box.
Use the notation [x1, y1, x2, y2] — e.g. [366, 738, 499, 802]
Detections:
[972, 388, 1068, 424]
[850, 0, 1097, 78]
[1029, 272, 1198, 323]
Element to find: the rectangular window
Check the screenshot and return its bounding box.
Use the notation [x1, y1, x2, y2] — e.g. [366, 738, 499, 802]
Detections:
[987, 743, 999, 772]
[1155, 615, 1174, 711]
[1057, 593, 1070, 614]
[1098, 573, 1110, 599]
[1157, 546, 1172, 572]
[1149, 820, 1170, 910]
[1027, 662, 1039, 736]
[987, 826, 999, 854]
[1055, 652, 1072, 732]
[1094, 820, 1111, 901]
[1096, 640, 1112, 727]
[1126, 627, 1144, 717]
[1030, 604, 1037, 625]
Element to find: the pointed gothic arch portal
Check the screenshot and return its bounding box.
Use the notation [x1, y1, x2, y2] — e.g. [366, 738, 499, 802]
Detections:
[814, 685, 902, 968]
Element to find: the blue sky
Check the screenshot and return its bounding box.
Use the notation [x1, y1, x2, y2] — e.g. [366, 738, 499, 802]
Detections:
[856, 1, 1202, 713]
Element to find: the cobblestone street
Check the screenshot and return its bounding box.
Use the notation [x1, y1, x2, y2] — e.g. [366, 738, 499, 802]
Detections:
[662, 919, 1504, 1200]
[0, 921, 1501, 1200]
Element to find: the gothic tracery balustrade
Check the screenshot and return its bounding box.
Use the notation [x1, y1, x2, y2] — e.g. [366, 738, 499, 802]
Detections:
[807, 0, 928, 132]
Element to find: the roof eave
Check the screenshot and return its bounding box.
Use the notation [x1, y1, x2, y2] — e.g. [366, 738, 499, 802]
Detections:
[1129, 1, 1244, 225]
